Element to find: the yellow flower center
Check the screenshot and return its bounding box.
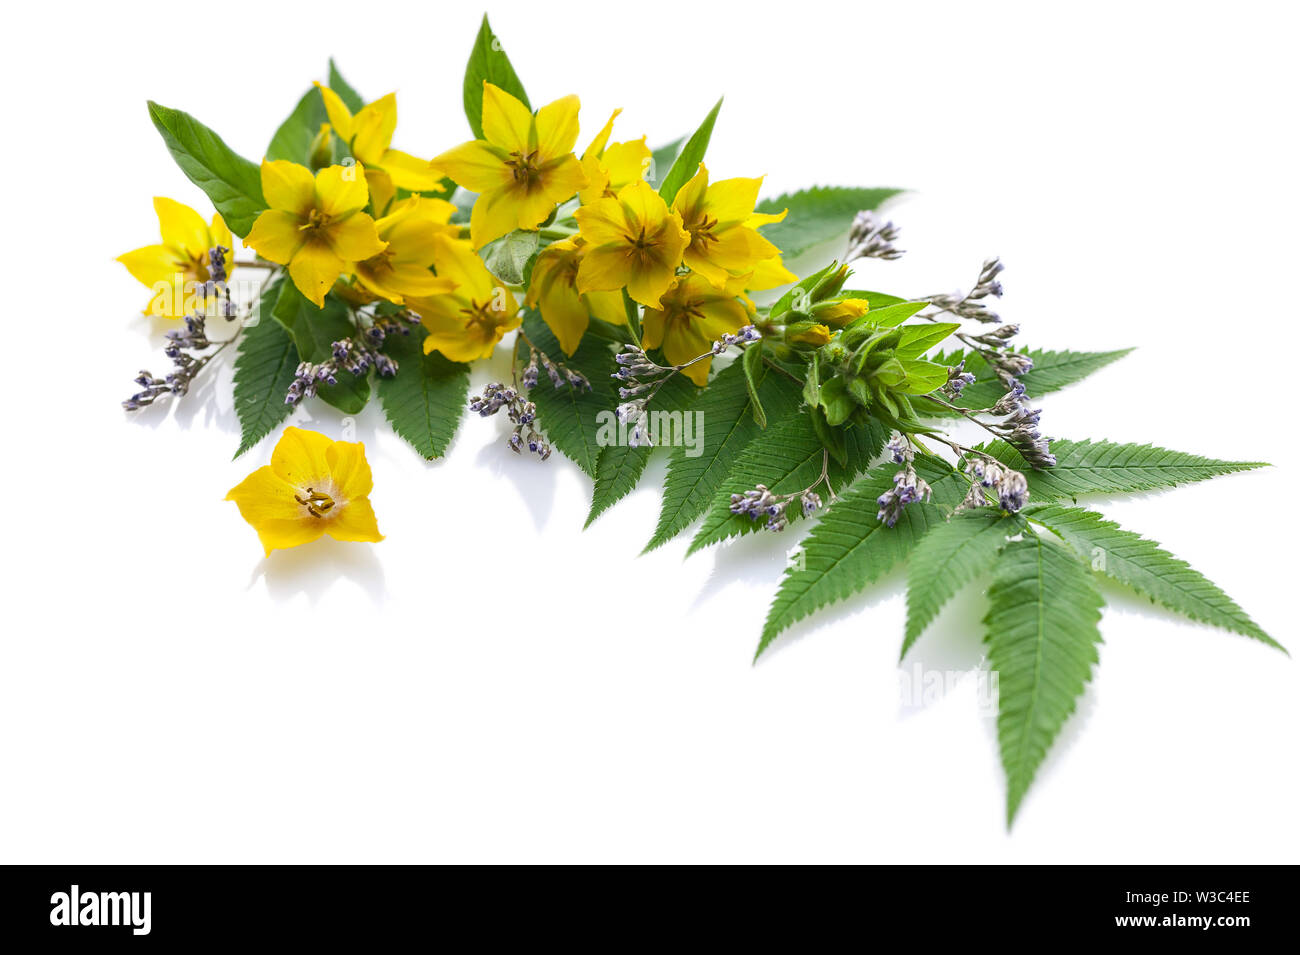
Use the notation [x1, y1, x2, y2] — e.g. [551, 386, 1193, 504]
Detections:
[298, 208, 333, 235]
[684, 213, 718, 254]
[294, 487, 336, 519]
[462, 298, 509, 335]
[506, 150, 543, 190]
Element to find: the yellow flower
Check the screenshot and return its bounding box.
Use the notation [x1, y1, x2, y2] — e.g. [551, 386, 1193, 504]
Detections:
[578, 109, 651, 206]
[573, 179, 690, 308]
[244, 160, 387, 308]
[525, 238, 626, 355]
[116, 198, 234, 318]
[408, 234, 521, 362]
[314, 83, 444, 205]
[352, 196, 459, 305]
[642, 271, 751, 386]
[671, 164, 788, 289]
[226, 427, 384, 557]
[431, 83, 587, 249]
[786, 323, 832, 346]
[812, 297, 870, 327]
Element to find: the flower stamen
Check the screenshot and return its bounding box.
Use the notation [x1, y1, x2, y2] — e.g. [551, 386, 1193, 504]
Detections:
[294, 487, 336, 518]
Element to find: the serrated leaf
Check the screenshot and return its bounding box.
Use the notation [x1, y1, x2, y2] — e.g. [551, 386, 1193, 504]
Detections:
[644, 361, 804, 552]
[232, 282, 296, 459]
[1027, 505, 1282, 652]
[267, 87, 327, 164]
[463, 14, 530, 141]
[658, 98, 722, 204]
[586, 374, 698, 527]
[756, 458, 970, 658]
[688, 413, 894, 555]
[902, 509, 1018, 658]
[377, 329, 470, 460]
[519, 311, 614, 476]
[917, 348, 1133, 415]
[986, 535, 1103, 825]
[327, 58, 365, 113]
[147, 101, 265, 237]
[754, 186, 903, 259]
[271, 283, 369, 414]
[983, 438, 1268, 500]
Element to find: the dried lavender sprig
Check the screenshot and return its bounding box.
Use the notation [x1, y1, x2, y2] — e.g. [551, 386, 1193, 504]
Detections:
[845, 210, 904, 262]
[729, 445, 832, 532]
[469, 382, 551, 460]
[926, 257, 1005, 323]
[876, 434, 933, 527]
[122, 246, 236, 411]
[284, 311, 418, 407]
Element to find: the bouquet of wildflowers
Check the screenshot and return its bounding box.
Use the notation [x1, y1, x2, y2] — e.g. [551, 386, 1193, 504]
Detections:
[118, 14, 1279, 825]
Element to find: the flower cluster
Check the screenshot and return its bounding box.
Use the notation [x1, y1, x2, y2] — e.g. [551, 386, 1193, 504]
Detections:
[962, 458, 1030, 512]
[730, 484, 823, 532]
[845, 210, 903, 262]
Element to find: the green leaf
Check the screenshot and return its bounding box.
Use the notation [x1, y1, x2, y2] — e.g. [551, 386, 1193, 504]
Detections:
[687, 413, 892, 555]
[463, 14, 530, 140]
[377, 329, 470, 460]
[852, 300, 930, 330]
[895, 359, 949, 396]
[895, 322, 961, 360]
[983, 438, 1268, 500]
[917, 348, 1133, 415]
[327, 58, 365, 113]
[519, 311, 614, 476]
[147, 101, 265, 237]
[267, 87, 327, 164]
[232, 279, 296, 459]
[647, 137, 683, 189]
[1027, 505, 1283, 652]
[644, 361, 804, 552]
[271, 283, 369, 414]
[756, 458, 969, 658]
[741, 343, 766, 427]
[754, 186, 903, 259]
[658, 98, 722, 204]
[985, 534, 1103, 826]
[481, 229, 540, 285]
[902, 509, 1018, 658]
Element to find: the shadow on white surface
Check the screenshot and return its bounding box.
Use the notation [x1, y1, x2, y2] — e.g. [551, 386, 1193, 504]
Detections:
[248, 536, 388, 605]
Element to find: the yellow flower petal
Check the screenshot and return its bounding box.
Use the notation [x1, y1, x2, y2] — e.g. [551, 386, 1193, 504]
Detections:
[153, 197, 210, 260]
[586, 289, 628, 325]
[469, 187, 524, 249]
[432, 139, 513, 194]
[326, 497, 385, 546]
[480, 82, 533, 153]
[429, 233, 492, 301]
[584, 109, 620, 159]
[261, 160, 317, 217]
[744, 255, 797, 291]
[243, 209, 306, 266]
[328, 212, 386, 262]
[380, 148, 445, 192]
[325, 440, 374, 500]
[703, 175, 764, 225]
[314, 83, 355, 143]
[270, 426, 333, 483]
[117, 244, 184, 290]
[537, 277, 589, 356]
[315, 162, 370, 219]
[603, 139, 651, 189]
[288, 237, 348, 307]
[671, 164, 710, 222]
[534, 94, 581, 160]
[351, 93, 397, 166]
[366, 168, 396, 219]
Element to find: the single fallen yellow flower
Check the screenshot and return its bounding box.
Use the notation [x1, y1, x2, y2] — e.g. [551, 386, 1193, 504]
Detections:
[116, 197, 234, 318]
[226, 427, 384, 556]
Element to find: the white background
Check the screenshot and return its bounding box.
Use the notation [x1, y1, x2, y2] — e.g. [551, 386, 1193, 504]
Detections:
[2, 0, 1297, 863]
